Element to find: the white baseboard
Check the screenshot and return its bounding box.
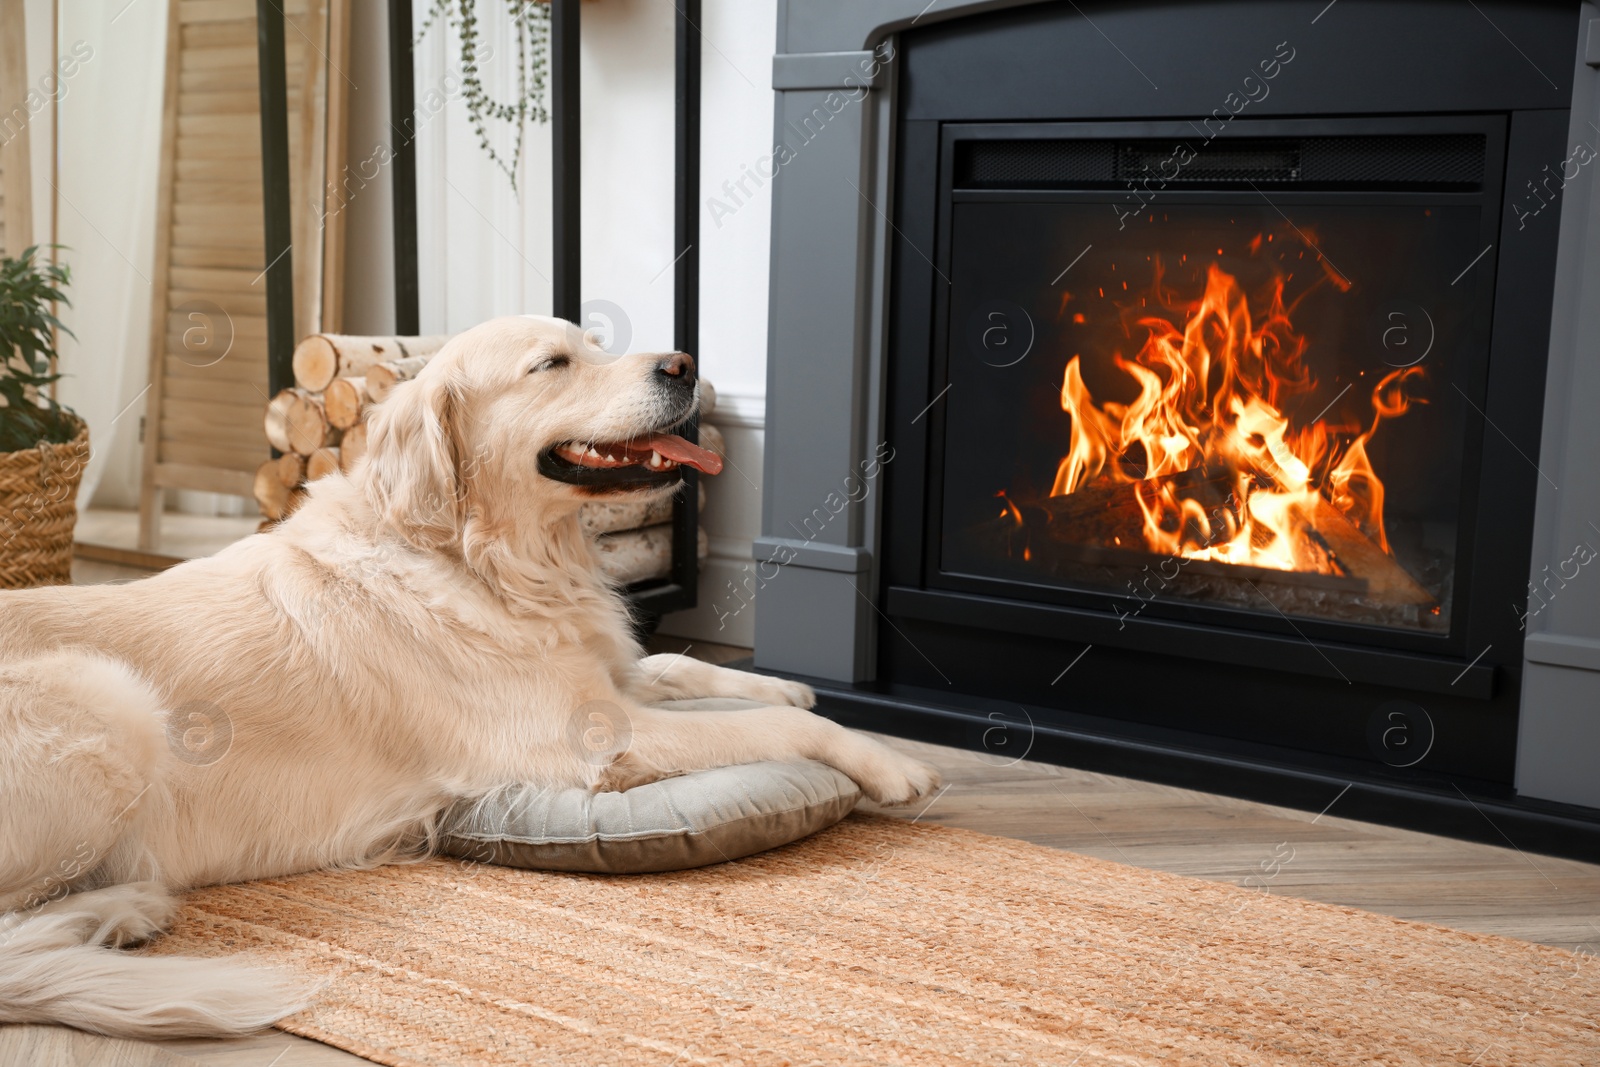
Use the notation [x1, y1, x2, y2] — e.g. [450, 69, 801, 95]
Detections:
[706, 389, 766, 430]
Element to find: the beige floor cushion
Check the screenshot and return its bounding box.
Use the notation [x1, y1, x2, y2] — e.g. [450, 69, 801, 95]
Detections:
[438, 758, 861, 874]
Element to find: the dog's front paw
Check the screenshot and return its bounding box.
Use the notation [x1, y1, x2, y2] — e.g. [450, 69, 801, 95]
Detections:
[845, 743, 942, 806]
[591, 749, 664, 793]
[748, 676, 816, 709]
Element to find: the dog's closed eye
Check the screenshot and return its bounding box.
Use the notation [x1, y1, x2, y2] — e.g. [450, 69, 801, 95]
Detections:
[530, 355, 570, 374]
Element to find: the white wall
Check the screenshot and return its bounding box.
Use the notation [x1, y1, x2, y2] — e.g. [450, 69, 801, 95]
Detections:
[411, 1, 552, 333]
[574, 0, 677, 354]
[409, 0, 778, 646]
[658, 0, 776, 647]
[694, 0, 777, 401]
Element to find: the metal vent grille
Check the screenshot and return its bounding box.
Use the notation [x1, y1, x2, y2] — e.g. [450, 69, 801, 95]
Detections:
[1119, 141, 1300, 182]
[955, 140, 1116, 186]
[1298, 135, 1484, 185]
[954, 134, 1486, 189]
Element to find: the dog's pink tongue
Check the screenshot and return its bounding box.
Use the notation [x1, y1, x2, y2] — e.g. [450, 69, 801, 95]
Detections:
[644, 433, 723, 475]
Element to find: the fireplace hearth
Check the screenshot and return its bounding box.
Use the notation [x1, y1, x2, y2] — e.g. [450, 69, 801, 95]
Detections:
[754, 0, 1600, 860]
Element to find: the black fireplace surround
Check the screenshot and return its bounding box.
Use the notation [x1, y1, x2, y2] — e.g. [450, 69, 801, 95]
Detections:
[758, 1, 1600, 860]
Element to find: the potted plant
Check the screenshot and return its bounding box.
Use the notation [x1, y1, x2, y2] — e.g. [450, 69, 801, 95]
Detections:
[0, 245, 88, 588]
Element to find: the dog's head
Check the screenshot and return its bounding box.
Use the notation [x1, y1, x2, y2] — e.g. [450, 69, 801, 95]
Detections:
[363, 315, 721, 551]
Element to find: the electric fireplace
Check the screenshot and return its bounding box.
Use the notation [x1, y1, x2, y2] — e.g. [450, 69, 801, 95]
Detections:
[755, 0, 1600, 858]
[939, 119, 1496, 640]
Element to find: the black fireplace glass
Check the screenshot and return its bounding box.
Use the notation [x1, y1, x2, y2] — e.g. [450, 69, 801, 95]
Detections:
[940, 198, 1489, 633]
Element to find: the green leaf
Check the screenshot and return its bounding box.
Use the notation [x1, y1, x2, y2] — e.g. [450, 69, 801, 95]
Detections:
[0, 245, 79, 453]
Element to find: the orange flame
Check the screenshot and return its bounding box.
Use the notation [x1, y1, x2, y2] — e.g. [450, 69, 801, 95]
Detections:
[1050, 260, 1421, 574]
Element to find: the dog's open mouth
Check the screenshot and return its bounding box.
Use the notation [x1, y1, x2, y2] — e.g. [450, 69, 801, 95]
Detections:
[538, 432, 723, 491]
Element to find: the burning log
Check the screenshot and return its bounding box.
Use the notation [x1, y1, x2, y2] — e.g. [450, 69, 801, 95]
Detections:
[1302, 498, 1434, 608]
[979, 469, 1434, 610]
[1024, 468, 1234, 553]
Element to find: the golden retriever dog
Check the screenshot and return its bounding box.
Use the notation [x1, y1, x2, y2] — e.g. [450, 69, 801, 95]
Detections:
[0, 316, 939, 1038]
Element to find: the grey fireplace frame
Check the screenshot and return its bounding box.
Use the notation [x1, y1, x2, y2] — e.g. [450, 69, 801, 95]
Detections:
[1513, 3, 1600, 809]
[753, 0, 1600, 810]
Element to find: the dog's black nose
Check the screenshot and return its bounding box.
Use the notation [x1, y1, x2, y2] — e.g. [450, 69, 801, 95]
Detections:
[656, 352, 697, 387]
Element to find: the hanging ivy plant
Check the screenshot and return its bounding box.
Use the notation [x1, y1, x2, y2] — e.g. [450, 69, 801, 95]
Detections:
[416, 0, 551, 192]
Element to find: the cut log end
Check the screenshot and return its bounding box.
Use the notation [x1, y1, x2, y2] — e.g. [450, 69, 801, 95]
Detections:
[266, 388, 336, 456]
[339, 421, 369, 472]
[253, 460, 294, 520]
[294, 334, 409, 390]
[291, 335, 339, 393]
[274, 452, 305, 488]
[306, 446, 342, 482]
[263, 390, 298, 454]
[284, 389, 334, 456]
[324, 377, 366, 430]
[365, 355, 430, 403]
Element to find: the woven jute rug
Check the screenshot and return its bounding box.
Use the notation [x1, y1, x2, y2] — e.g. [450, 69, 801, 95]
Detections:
[146, 815, 1598, 1066]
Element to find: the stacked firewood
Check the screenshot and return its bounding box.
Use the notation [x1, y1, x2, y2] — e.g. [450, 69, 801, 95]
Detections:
[255, 333, 718, 585]
[255, 334, 450, 519]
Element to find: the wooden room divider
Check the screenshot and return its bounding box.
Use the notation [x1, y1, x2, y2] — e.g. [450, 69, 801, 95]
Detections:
[0, 0, 33, 259]
[138, 0, 348, 549]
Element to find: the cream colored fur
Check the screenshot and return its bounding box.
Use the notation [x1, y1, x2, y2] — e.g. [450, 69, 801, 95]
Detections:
[0, 316, 938, 1038]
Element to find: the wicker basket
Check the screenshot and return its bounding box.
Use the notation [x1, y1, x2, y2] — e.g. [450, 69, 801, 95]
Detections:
[0, 415, 90, 589]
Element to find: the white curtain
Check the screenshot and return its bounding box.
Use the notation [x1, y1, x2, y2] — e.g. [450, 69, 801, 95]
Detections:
[40, 0, 167, 510]
[413, 0, 555, 333]
[410, 0, 676, 351]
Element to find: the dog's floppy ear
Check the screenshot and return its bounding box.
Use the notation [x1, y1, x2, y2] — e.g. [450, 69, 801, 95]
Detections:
[365, 371, 463, 549]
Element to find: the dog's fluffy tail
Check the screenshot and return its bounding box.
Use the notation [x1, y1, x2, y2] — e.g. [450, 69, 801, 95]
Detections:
[0, 883, 311, 1039]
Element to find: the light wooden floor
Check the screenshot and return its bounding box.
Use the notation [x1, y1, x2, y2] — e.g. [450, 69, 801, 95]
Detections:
[6, 595, 1597, 1065]
[77, 508, 261, 563]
